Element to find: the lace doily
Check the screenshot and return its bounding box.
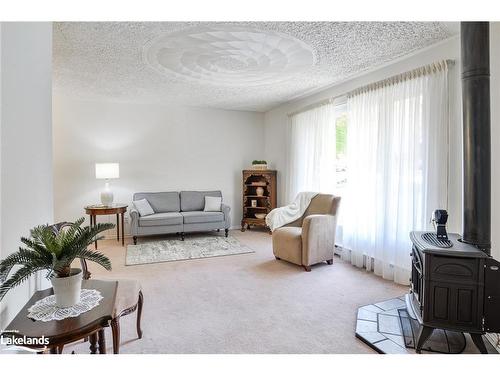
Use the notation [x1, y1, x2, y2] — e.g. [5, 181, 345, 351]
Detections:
[27, 289, 103, 322]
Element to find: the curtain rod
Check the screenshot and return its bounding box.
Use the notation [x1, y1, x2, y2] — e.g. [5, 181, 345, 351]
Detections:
[287, 59, 454, 117]
[287, 95, 346, 117]
[348, 59, 455, 97]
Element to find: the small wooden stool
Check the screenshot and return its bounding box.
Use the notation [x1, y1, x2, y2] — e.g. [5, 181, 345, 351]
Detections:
[81, 259, 143, 354]
[110, 279, 143, 354]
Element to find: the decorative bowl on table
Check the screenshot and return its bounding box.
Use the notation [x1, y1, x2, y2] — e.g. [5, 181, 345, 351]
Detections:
[255, 213, 267, 219]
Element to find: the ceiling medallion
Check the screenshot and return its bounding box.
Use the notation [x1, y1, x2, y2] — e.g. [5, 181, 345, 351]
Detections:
[143, 25, 316, 86]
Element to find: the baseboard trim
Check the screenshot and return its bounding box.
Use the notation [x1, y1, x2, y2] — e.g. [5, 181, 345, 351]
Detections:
[101, 227, 241, 241]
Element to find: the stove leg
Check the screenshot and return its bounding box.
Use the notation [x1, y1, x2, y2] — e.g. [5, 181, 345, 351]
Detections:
[470, 333, 488, 354]
[416, 325, 434, 353]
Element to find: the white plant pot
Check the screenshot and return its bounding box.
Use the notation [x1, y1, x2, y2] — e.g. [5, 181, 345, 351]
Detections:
[252, 164, 267, 170]
[51, 268, 83, 308]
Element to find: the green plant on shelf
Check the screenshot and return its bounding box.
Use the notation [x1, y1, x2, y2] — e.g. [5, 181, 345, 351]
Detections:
[251, 160, 267, 165]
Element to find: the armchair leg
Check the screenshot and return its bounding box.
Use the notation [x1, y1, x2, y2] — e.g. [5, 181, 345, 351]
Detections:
[133, 236, 137, 245]
[225, 228, 229, 237]
[181, 232, 185, 241]
[326, 259, 333, 265]
[303, 265, 312, 272]
[275, 256, 281, 260]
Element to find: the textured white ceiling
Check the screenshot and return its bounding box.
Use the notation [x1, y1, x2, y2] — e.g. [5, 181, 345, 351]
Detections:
[53, 22, 457, 112]
[143, 25, 316, 87]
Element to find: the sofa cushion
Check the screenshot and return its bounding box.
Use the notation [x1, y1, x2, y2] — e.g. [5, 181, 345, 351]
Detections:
[133, 192, 180, 213]
[133, 198, 154, 217]
[139, 212, 183, 227]
[204, 196, 222, 212]
[180, 191, 222, 212]
[181, 211, 224, 224]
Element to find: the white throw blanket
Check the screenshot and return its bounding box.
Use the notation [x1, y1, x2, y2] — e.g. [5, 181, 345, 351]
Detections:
[265, 192, 318, 232]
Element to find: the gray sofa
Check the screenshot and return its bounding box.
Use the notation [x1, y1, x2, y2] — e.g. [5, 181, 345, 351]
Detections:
[129, 191, 231, 244]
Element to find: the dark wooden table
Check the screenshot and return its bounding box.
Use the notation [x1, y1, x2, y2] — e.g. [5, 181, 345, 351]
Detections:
[4, 280, 118, 354]
[85, 204, 128, 248]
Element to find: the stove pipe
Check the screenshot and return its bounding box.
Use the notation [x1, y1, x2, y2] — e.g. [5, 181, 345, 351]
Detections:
[461, 22, 491, 255]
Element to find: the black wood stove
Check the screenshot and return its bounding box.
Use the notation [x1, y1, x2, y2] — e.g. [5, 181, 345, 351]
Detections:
[408, 22, 500, 354]
[408, 232, 500, 353]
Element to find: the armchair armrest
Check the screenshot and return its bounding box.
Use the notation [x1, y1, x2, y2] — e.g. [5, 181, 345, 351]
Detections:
[301, 214, 338, 266]
[221, 203, 231, 229]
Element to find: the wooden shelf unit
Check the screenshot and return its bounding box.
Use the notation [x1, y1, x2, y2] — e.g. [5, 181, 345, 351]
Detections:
[241, 169, 277, 232]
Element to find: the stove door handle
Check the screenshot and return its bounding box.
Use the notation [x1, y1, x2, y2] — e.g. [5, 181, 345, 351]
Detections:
[412, 250, 423, 274]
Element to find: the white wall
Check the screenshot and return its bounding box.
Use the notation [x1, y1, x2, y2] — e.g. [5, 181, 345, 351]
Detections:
[52, 24, 500, 260]
[53, 97, 265, 231]
[0, 22, 53, 328]
[264, 37, 464, 235]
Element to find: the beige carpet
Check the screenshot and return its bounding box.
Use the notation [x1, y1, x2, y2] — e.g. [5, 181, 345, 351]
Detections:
[64, 230, 480, 354]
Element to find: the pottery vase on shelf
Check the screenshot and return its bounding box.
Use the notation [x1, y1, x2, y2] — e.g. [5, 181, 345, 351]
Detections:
[256, 187, 264, 196]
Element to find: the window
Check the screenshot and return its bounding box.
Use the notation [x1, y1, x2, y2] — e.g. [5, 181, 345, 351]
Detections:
[286, 99, 348, 202]
[335, 110, 348, 189]
[341, 62, 450, 285]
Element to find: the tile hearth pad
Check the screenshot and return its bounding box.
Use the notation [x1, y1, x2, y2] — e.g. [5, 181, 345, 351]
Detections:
[355, 296, 468, 354]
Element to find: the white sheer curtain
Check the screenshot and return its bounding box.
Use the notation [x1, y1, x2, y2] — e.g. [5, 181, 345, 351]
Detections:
[286, 103, 337, 202]
[341, 62, 450, 285]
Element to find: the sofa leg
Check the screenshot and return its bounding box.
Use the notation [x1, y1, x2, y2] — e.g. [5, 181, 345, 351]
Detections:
[326, 259, 333, 265]
[225, 228, 229, 237]
[217, 229, 220, 232]
[275, 256, 281, 260]
[303, 265, 312, 272]
[133, 236, 137, 245]
[181, 232, 185, 241]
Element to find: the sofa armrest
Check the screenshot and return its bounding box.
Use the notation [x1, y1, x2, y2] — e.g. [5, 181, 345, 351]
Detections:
[129, 207, 140, 234]
[301, 214, 337, 266]
[221, 203, 231, 229]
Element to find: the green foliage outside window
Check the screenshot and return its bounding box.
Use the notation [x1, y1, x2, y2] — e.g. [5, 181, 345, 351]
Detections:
[336, 114, 347, 159]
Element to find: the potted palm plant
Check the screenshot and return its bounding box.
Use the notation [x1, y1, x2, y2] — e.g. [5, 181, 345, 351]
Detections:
[0, 218, 113, 307]
[251, 160, 268, 170]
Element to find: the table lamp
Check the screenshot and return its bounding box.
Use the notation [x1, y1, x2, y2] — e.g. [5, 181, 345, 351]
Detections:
[95, 163, 119, 206]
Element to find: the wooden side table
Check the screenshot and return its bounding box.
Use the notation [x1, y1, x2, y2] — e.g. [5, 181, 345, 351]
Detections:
[85, 204, 128, 249]
[3, 280, 118, 354]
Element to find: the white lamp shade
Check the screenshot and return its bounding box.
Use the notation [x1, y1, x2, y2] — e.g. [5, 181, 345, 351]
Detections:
[95, 163, 120, 179]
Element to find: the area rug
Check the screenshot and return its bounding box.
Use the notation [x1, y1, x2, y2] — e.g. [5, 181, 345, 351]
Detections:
[125, 235, 255, 265]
